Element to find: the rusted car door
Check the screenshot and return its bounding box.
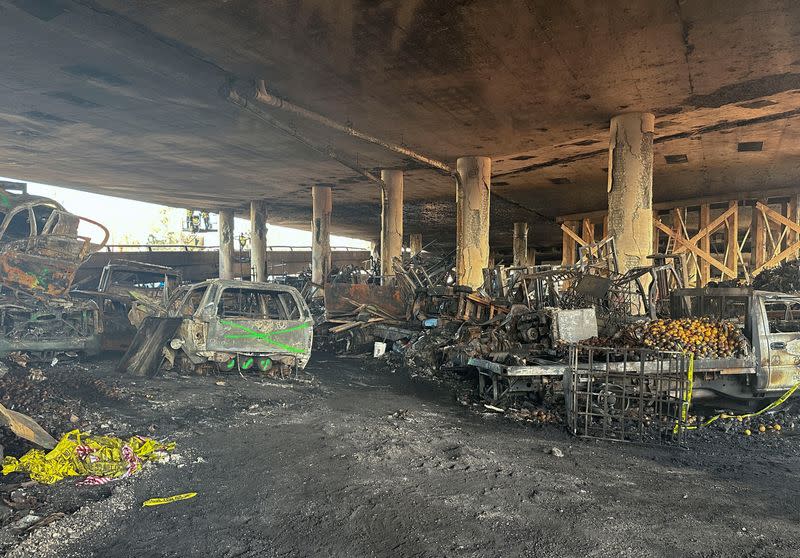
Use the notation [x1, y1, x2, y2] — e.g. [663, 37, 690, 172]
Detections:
[205, 285, 312, 361]
[762, 296, 800, 391]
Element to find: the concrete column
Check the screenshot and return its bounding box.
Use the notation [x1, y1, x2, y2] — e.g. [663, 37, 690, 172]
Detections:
[250, 200, 267, 282]
[513, 222, 528, 267]
[455, 156, 491, 289]
[311, 185, 332, 295]
[607, 112, 654, 274]
[409, 233, 423, 257]
[218, 208, 235, 280]
[380, 170, 403, 282]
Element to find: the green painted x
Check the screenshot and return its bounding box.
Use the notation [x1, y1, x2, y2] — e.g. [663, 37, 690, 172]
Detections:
[220, 320, 311, 354]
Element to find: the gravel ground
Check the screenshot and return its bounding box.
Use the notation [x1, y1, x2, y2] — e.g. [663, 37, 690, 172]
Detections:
[0, 352, 799, 557]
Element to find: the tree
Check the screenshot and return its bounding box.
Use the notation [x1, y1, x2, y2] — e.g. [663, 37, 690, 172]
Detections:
[146, 208, 203, 248]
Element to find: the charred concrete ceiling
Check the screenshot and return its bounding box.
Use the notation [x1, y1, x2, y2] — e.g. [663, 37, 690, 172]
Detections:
[1, 0, 800, 248]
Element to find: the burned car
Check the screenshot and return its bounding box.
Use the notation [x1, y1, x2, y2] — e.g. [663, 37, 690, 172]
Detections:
[0, 191, 108, 359]
[120, 279, 312, 375]
[73, 260, 182, 351]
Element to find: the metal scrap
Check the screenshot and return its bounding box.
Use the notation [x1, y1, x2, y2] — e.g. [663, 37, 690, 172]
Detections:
[0, 190, 109, 360]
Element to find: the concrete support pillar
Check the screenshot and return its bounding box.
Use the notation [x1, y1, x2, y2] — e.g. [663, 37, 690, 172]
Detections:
[607, 112, 654, 274]
[311, 185, 332, 295]
[455, 157, 491, 288]
[409, 234, 423, 257]
[249, 200, 267, 282]
[380, 170, 403, 282]
[513, 222, 528, 267]
[218, 209, 235, 280]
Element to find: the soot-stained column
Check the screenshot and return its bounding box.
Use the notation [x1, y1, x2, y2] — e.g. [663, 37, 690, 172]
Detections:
[218, 208, 235, 280]
[311, 185, 332, 296]
[250, 200, 267, 282]
[513, 222, 528, 267]
[380, 170, 403, 283]
[607, 112, 654, 274]
[455, 156, 491, 289]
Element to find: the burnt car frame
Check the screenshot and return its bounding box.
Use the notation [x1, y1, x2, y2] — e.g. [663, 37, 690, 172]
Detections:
[0, 192, 109, 359]
[73, 260, 182, 351]
[147, 279, 313, 374]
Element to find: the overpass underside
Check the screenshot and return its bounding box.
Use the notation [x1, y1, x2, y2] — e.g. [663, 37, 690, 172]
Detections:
[1, 1, 799, 281]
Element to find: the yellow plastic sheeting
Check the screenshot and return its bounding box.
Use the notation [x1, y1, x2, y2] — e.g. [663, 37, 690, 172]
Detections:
[143, 492, 197, 507]
[2, 429, 175, 485]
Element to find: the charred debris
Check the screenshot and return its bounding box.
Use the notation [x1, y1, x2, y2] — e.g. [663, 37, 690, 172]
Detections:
[314, 239, 800, 444]
[0, 186, 797, 447]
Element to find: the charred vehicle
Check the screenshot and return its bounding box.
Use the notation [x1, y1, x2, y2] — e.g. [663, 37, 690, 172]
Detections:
[73, 261, 182, 351]
[671, 287, 800, 401]
[119, 280, 312, 375]
[0, 191, 108, 359]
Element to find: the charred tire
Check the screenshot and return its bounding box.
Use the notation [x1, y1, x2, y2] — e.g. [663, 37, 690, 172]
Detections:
[217, 358, 237, 373]
[256, 357, 273, 372]
[237, 354, 256, 371]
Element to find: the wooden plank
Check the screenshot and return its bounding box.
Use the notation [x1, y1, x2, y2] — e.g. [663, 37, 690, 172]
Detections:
[791, 194, 800, 259]
[759, 205, 777, 259]
[756, 201, 800, 235]
[561, 221, 579, 265]
[672, 204, 737, 255]
[561, 222, 586, 247]
[602, 214, 608, 239]
[754, 201, 800, 271]
[751, 200, 766, 270]
[727, 201, 739, 279]
[674, 208, 698, 285]
[652, 210, 660, 254]
[754, 239, 800, 275]
[581, 218, 594, 244]
[654, 220, 737, 277]
[700, 204, 710, 285]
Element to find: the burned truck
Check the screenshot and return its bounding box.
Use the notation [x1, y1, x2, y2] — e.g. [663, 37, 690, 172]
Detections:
[119, 279, 313, 375]
[670, 287, 800, 401]
[0, 191, 108, 359]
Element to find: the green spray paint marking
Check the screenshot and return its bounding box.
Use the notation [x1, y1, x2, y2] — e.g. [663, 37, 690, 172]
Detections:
[259, 358, 271, 369]
[242, 357, 254, 369]
[221, 321, 311, 354]
[0, 191, 9, 208]
[35, 267, 52, 288]
[226, 359, 236, 370]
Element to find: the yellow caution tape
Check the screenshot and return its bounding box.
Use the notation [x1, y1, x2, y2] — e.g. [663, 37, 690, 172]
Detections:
[687, 381, 800, 429]
[142, 492, 197, 507]
[1, 430, 175, 485]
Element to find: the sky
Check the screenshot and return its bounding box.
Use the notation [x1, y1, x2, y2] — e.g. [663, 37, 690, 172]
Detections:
[0, 177, 369, 249]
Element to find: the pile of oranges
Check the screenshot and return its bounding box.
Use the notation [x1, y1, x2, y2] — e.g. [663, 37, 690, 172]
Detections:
[640, 318, 748, 358]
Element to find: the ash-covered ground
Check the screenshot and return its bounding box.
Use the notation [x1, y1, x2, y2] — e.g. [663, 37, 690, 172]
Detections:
[0, 352, 798, 558]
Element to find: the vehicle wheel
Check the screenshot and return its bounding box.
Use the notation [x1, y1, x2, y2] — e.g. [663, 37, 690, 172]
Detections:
[217, 358, 237, 373]
[238, 354, 255, 371]
[256, 357, 273, 372]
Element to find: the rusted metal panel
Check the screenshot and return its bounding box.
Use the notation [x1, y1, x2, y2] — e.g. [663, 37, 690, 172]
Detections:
[0, 249, 81, 296]
[324, 282, 407, 320]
